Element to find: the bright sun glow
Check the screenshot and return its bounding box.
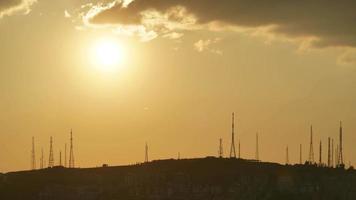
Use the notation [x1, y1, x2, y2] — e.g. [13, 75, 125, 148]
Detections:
[91, 37, 125, 72]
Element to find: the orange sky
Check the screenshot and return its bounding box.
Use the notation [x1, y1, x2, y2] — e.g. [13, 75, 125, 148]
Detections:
[0, 0, 356, 172]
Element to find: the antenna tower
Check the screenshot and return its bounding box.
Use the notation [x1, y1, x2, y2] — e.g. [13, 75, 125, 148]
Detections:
[69, 129, 75, 168]
[229, 112, 236, 158]
[328, 137, 331, 167]
[65, 143, 67, 167]
[256, 132, 259, 161]
[335, 144, 339, 166]
[286, 146, 289, 165]
[40, 148, 44, 169]
[300, 144, 302, 164]
[338, 121, 344, 167]
[145, 143, 149, 163]
[218, 138, 223, 158]
[59, 151, 62, 166]
[31, 137, 36, 170]
[319, 140, 322, 166]
[48, 136, 54, 168]
[331, 139, 334, 167]
[308, 125, 314, 164]
[238, 140, 241, 159]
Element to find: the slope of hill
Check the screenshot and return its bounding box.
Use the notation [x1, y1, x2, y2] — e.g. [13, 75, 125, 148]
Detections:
[1, 157, 356, 200]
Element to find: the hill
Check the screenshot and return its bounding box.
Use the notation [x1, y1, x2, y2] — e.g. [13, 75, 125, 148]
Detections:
[1, 157, 356, 200]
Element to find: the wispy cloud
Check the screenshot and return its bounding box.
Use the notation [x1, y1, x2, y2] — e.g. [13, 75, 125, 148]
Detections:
[194, 38, 222, 55]
[83, 0, 356, 49]
[0, 0, 37, 18]
[338, 49, 356, 66]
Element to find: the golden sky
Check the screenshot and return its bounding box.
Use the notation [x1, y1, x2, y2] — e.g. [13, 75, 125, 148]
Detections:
[1, 0, 356, 172]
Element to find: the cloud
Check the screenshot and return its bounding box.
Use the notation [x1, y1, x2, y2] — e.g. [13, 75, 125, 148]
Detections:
[163, 32, 183, 40]
[194, 38, 222, 55]
[338, 50, 356, 65]
[64, 10, 71, 18]
[85, 0, 356, 49]
[0, 0, 37, 18]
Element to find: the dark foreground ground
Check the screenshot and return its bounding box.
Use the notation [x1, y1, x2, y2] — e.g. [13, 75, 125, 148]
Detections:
[1, 157, 356, 200]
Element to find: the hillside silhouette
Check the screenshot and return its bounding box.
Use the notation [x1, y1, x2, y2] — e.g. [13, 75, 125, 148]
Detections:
[1, 157, 356, 200]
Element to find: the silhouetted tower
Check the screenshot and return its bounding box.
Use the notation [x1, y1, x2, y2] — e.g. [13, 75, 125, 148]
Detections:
[40, 148, 44, 169]
[31, 137, 36, 170]
[308, 125, 314, 164]
[59, 151, 62, 166]
[286, 146, 289, 165]
[69, 129, 75, 168]
[331, 139, 334, 167]
[229, 112, 236, 158]
[319, 140, 322, 166]
[335, 144, 339, 166]
[218, 138, 223, 158]
[65, 143, 67, 168]
[299, 144, 302, 164]
[48, 137, 54, 168]
[328, 137, 331, 167]
[338, 121, 344, 167]
[238, 140, 241, 159]
[255, 132, 259, 161]
[145, 143, 149, 163]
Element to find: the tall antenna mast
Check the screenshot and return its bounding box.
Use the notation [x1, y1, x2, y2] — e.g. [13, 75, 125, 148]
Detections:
[308, 125, 314, 164]
[299, 144, 302, 164]
[48, 136, 54, 168]
[256, 132, 259, 161]
[229, 112, 236, 158]
[331, 139, 334, 167]
[145, 142, 149, 163]
[286, 145, 289, 165]
[40, 148, 44, 169]
[319, 140, 322, 166]
[65, 143, 67, 168]
[238, 140, 241, 159]
[335, 144, 339, 166]
[59, 151, 62, 166]
[218, 138, 223, 158]
[69, 129, 75, 168]
[338, 121, 344, 167]
[328, 137, 331, 167]
[31, 137, 36, 170]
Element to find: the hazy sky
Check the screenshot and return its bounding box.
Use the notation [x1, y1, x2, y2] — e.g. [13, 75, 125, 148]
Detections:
[1, 0, 356, 172]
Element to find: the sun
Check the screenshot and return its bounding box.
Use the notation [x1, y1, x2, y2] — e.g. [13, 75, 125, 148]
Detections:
[90, 37, 125, 72]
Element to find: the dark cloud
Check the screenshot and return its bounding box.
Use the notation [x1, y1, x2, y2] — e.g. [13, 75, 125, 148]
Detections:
[0, 0, 22, 10]
[88, 0, 356, 48]
[0, 0, 36, 18]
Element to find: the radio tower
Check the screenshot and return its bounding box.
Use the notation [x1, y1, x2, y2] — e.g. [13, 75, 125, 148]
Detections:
[255, 132, 259, 161]
[31, 137, 36, 170]
[145, 142, 149, 163]
[328, 137, 331, 167]
[319, 140, 322, 166]
[338, 121, 344, 167]
[299, 144, 302, 164]
[335, 144, 339, 166]
[238, 140, 241, 159]
[69, 129, 75, 168]
[286, 146, 289, 165]
[218, 138, 223, 158]
[308, 125, 314, 164]
[331, 139, 334, 167]
[229, 112, 236, 158]
[59, 151, 62, 166]
[48, 137, 54, 168]
[64, 143, 67, 168]
[40, 148, 44, 169]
